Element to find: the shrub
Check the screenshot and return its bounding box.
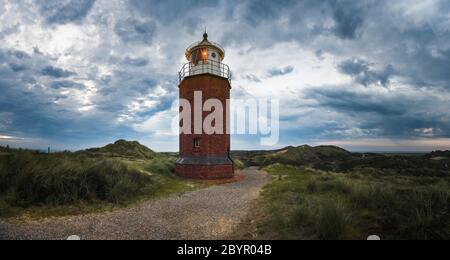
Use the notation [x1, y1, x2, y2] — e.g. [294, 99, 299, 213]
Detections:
[233, 159, 246, 170]
[316, 201, 351, 240]
[306, 180, 318, 193]
[0, 199, 15, 217]
[318, 178, 352, 194]
[292, 205, 311, 224]
[396, 187, 450, 240]
[350, 184, 396, 210]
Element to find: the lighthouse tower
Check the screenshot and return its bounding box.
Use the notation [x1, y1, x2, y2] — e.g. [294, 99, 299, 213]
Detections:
[176, 33, 234, 180]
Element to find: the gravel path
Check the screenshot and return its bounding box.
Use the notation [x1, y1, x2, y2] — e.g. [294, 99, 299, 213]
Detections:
[0, 168, 269, 240]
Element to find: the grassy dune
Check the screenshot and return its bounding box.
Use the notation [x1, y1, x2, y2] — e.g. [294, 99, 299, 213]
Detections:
[0, 141, 200, 218]
[256, 164, 450, 240]
[233, 145, 450, 177]
[235, 145, 450, 239]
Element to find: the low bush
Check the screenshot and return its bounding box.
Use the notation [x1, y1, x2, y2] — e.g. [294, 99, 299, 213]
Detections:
[316, 201, 351, 240]
[306, 180, 318, 193]
[233, 159, 246, 170]
[318, 179, 352, 194]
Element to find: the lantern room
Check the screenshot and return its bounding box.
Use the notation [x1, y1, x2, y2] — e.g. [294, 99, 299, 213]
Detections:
[179, 33, 231, 81]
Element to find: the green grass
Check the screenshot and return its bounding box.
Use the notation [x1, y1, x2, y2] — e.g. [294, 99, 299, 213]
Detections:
[0, 150, 201, 219]
[316, 201, 351, 240]
[257, 164, 450, 240]
[233, 158, 246, 170]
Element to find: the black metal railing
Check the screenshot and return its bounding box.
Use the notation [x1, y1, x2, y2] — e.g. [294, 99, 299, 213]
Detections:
[179, 59, 232, 83]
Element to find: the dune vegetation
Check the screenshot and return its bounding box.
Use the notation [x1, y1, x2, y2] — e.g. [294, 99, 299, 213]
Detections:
[260, 164, 450, 240]
[0, 140, 200, 218]
[233, 145, 450, 177]
[2, 141, 450, 240]
[234, 144, 450, 240]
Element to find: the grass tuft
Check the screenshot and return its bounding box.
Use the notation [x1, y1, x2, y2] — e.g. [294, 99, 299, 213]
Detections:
[316, 201, 351, 240]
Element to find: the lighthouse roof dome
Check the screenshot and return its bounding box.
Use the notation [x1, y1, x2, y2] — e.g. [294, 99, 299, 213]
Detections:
[185, 33, 225, 61]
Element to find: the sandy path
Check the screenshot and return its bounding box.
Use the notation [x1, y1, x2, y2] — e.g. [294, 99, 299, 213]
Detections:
[0, 168, 269, 240]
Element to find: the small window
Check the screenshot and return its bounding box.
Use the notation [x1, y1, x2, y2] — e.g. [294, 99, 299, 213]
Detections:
[194, 138, 200, 148]
[212, 52, 217, 59]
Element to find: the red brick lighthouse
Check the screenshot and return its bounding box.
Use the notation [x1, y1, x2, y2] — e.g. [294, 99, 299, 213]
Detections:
[175, 33, 234, 180]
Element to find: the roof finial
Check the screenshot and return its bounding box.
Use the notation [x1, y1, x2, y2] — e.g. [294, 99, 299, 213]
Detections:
[203, 27, 208, 41]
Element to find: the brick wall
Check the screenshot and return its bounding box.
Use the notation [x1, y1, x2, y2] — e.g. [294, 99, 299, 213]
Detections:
[175, 164, 234, 180]
[177, 74, 234, 179]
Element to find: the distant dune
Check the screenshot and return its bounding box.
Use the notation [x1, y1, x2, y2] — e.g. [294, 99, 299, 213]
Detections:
[233, 145, 450, 177]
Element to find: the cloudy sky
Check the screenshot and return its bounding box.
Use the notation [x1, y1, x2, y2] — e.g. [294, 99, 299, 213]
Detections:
[0, 0, 450, 152]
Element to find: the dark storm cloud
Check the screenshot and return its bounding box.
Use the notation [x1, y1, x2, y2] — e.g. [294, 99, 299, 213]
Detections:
[183, 17, 206, 34]
[41, 66, 75, 78]
[404, 47, 450, 87]
[9, 50, 30, 60]
[242, 0, 298, 26]
[0, 50, 29, 72]
[114, 18, 156, 44]
[315, 50, 325, 60]
[0, 47, 108, 142]
[92, 66, 177, 123]
[330, 0, 365, 39]
[215, 0, 373, 48]
[0, 46, 139, 149]
[129, 0, 220, 23]
[0, 76, 69, 140]
[241, 74, 262, 83]
[305, 87, 450, 139]
[50, 80, 85, 89]
[338, 58, 394, 87]
[268, 66, 294, 77]
[130, 78, 157, 95]
[36, 0, 96, 24]
[306, 88, 402, 115]
[9, 63, 27, 72]
[0, 24, 20, 39]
